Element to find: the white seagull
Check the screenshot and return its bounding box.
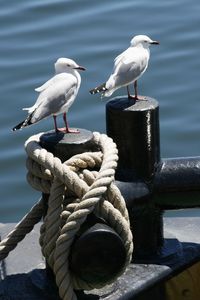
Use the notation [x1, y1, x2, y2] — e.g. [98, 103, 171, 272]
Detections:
[90, 35, 159, 100]
[13, 57, 85, 133]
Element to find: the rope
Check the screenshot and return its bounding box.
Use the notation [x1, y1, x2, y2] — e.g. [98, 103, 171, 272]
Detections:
[0, 131, 133, 300]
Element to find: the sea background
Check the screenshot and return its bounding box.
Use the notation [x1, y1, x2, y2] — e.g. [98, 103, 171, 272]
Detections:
[0, 0, 200, 222]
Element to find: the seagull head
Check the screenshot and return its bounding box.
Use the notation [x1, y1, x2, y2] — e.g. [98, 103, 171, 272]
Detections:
[55, 57, 86, 74]
[130, 35, 159, 48]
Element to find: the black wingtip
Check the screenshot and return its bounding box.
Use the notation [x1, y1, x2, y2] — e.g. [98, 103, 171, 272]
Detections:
[12, 121, 24, 131]
[89, 89, 96, 95]
[89, 83, 107, 95]
[13, 109, 35, 132]
[12, 116, 33, 132]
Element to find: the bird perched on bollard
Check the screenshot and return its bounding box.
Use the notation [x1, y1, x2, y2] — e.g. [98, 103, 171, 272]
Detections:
[89, 35, 159, 101]
[13, 57, 85, 133]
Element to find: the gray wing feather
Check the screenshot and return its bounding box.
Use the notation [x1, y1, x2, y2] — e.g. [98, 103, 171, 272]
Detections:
[114, 62, 142, 86]
[31, 77, 77, 123]
[111, 50, 148, 87]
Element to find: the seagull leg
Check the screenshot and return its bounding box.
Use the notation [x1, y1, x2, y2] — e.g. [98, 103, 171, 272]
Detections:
[53, 115, 59, 132]
[127, 85, 136, 103]
[133, 81, 147, 101]
[134, 80, 138, 100]
[63, 112, 79, 133]
[53, 113, 79, 133]
[127, 86, 131, 98]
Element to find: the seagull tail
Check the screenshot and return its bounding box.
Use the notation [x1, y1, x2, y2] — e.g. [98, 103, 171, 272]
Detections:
[89, 82, 107, 95]
[12, 112, 34, 131]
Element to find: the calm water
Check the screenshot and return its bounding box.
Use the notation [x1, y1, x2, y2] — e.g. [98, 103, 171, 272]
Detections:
[1, 0, 200, 222]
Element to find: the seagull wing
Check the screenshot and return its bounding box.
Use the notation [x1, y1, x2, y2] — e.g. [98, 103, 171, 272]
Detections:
[23, 74, 64, 112]
[30, 74, 78, 124]
[114, 47, 130, 66]
[35, 77, 57, 92]
[107, 47, 149, 88]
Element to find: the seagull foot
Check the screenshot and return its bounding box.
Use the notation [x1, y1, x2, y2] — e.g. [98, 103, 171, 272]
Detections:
[128, 95, 148, 102]
[128, 95, 137, 100]
[136, 96, 148, 101]
[56, 128, 80, 134]
[66, 128, 80, 134]
[128, 95, 137, 104]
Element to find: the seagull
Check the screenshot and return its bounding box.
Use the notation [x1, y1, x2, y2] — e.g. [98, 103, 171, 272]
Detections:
[89, 35, 159, 100]
[13, 57, 85, 133]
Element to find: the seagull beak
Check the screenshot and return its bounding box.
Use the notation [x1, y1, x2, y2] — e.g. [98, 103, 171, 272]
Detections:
[151, 41, 159, 45]
[74, 66, 86, 71]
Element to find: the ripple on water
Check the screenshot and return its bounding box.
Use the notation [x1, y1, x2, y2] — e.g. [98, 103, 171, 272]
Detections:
[1, 0, 200, 221]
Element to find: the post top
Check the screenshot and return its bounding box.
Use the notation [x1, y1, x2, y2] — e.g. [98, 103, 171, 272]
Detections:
[39, 128, 96, 162]
[106, 96, 159, 112]
[39, 128, 93, 146]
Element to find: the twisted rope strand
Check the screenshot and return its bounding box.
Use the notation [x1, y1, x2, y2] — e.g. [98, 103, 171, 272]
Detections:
[0, 198, 44, 260]
[0, 131, 133, 300]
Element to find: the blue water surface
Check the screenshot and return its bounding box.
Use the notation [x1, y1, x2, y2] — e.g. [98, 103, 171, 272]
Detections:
[0, 0, 200, 222]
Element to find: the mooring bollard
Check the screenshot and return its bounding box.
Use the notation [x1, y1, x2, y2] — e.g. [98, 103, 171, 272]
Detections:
[2, 96, 200, 300]
[106, 96, 200, 265]
[39, 128, 127, 287]
[106, 96, 160, 182]
[106, 96, 163, 258]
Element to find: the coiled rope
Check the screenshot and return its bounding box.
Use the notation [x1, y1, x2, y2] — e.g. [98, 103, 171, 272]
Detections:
[0, 131, 133, 300]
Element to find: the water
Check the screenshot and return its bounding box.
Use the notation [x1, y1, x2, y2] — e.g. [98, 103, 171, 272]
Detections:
[1, 0, 200, 222]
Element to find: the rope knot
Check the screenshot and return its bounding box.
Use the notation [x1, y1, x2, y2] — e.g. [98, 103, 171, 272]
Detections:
[0, 131, 133, 300]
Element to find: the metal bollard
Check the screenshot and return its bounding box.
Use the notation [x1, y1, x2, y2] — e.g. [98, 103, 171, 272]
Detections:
[106, 96, 160, 182]
[2, 97, 200, 299]
[106, 97, 163, 258]
[39, 128, 127, 286]
[106, 96, 200, 264]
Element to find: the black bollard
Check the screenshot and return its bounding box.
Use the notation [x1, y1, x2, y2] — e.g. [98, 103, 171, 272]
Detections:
[106, 97, 163, 258]
[39, 128, 96, 162]
[70, 221, 126, 285]
[106, 96, 160, 183]
[39, 128, 127, 287]
[154, 157, 200, 208]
